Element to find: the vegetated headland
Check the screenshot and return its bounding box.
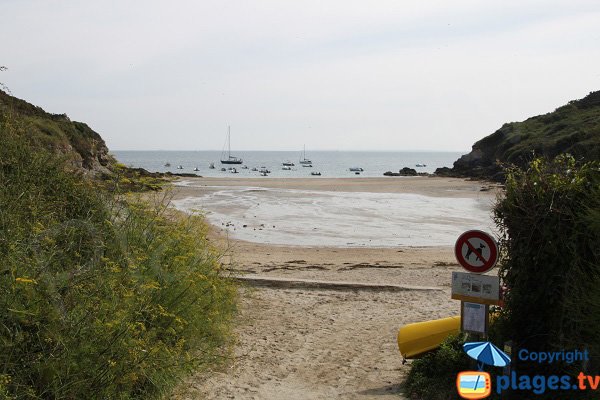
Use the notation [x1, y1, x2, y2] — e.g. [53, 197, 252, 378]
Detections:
[435, 90, 600, 181]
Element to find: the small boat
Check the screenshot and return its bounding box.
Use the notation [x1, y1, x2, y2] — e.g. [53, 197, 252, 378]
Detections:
[398, 316, 460, 359]
[282, 161, 295, 166]
[260, 171, 268, 176]
[259, 167, 271, 174]
[193, 167, 199, 171]
[415, 163, 427, 167]
[355, 171, 360, 175]
[302, 164, 312, 168]
[220, 126, 243, 164]
[251, 167, 258, 171]
[349, 167, 364, 172]
[209, 162, 215, 169]
[311, 172, 321, 176]
[229, 168, 238, 173]
[177, 165, 184, 170]
[164, 162, 171, 167]
[241, 165, 248, 169]
[282, 166, 291, 170]
[220, 168, 226, 172]
[299, 145, 312, 165]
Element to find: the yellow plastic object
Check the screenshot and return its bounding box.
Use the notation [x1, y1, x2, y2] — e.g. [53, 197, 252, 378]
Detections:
[397, 316, 460, 359]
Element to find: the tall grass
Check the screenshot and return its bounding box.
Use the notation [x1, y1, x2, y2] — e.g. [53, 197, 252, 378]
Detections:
[0, 110, 237, 398]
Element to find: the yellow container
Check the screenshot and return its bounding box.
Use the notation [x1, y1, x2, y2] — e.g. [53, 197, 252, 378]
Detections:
[397, 316, 460, 359]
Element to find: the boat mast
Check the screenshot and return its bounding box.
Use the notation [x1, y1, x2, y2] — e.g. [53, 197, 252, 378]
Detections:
[228, 126, 231, 158]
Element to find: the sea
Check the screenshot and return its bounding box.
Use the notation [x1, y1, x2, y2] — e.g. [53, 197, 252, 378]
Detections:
[111, 150, 465, 178]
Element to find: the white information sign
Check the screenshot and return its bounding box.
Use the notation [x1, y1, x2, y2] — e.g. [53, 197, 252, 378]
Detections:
[451, 271, 501, 305]
[461, 302, 488, 334]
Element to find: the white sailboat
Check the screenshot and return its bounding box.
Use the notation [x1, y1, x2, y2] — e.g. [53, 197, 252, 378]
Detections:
[299, 145, 312, 165]
[220, 126, 243, 164]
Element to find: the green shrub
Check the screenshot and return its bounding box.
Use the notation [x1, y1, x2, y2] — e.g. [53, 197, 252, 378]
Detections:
[493, 154, 599, 398]
[404, 334, 471, 400]
[404, 154, 599, 399]
[0, 112, 237, 398]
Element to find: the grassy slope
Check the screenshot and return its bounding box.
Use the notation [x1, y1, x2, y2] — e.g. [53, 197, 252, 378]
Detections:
[0, 90, 113, 173]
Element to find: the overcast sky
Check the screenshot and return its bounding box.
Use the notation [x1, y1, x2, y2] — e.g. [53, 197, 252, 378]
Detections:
[1, 1, 599, 151]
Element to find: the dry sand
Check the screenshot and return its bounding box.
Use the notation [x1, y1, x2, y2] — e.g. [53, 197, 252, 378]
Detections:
[171, 177, 500, 400]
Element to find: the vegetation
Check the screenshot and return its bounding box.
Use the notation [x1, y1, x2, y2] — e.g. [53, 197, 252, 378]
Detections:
[0, 99, 237, 398]
[404, 334, 472, 400]
[493, 154, 599, 398]
[405, 155, 599, 399]
[437, 90, 600, 180]
[0, 66, 8, 93]
[0, 88, 114, 175]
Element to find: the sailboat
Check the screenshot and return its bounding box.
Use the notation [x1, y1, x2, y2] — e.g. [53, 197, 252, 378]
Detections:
[299, 145, 312, 165]
[220, 126, 243, 164]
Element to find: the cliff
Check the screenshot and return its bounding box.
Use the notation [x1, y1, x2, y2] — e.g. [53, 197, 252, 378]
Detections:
[437, 91, 600, 181]
[0, 90, 114, 175]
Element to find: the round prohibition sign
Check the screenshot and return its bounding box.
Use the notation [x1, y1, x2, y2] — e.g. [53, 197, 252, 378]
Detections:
[454, 230, 498, 274]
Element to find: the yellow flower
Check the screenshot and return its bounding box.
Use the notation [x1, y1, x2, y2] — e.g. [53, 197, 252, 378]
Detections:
[16, 277, 37, 285]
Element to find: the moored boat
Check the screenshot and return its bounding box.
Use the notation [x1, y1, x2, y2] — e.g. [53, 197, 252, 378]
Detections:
[220, 126, 243, 164]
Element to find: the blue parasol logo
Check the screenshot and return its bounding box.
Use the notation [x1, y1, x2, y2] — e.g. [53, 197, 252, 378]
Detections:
[463, 341, 511, 371]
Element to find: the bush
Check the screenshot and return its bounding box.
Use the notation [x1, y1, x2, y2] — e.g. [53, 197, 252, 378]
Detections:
[404, 154, 599, 399]
[493, 154, 599, 398]
[0, 114, 237, 398]
[404, 334, 471, 400]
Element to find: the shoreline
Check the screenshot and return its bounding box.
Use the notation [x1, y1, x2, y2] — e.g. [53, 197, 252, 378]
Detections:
[171, 176, 501, 199]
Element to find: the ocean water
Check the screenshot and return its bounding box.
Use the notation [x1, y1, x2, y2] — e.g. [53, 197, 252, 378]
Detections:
[112, 150, 464, 178]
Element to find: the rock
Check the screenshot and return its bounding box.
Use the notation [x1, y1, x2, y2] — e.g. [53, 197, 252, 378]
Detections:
[398, 167, 418, 176]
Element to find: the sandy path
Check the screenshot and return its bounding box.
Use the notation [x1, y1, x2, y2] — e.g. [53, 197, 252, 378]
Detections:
[171, 177, 498, 399]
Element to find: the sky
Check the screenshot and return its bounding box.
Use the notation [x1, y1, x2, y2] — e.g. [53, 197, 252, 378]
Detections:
[1, 0, 599, 152]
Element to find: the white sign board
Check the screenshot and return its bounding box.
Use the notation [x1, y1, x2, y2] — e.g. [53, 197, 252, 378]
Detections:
[451, 271, 500, 305]
[461, 302, 489, 334]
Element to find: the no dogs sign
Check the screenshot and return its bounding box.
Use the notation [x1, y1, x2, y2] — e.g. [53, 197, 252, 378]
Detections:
[454, 230, 498, 274]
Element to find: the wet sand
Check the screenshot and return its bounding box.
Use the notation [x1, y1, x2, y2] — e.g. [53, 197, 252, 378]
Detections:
[171, 177, 501, 399]
[171, 177, 499, 247]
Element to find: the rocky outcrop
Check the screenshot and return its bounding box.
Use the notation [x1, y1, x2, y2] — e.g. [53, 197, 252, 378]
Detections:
[0, 90, 114, 176]
[436, 90, 600, 181]
[384, 167, 426, 177]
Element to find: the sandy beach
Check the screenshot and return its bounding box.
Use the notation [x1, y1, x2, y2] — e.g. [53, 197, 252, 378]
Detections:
[171, 176, 501, 399]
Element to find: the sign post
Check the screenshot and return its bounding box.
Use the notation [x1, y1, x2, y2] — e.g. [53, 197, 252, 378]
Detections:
[452, 230, 500, 337]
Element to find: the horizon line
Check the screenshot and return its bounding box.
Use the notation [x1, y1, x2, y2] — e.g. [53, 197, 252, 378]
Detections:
[110, 148, 469, 153]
